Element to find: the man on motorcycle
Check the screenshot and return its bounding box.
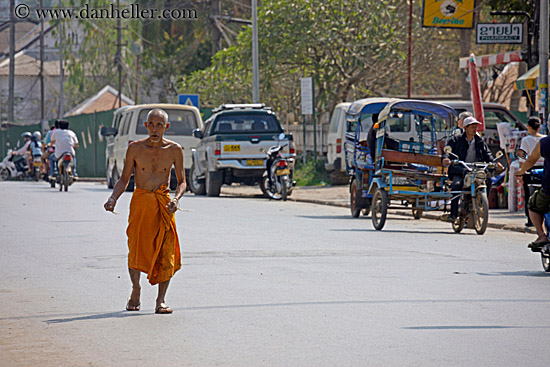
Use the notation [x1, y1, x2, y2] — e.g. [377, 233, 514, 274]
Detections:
[442, 117, 502, 222]
[515, 135, 550, 249]
[11, 132, 32, 174]
[50, 120, 79, 179]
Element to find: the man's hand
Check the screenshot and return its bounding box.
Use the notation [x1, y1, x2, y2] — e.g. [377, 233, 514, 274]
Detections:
[515, 168, 526, 177]
[442, 158, 451, 166]
[496, 162, 504, 171]
[166, 198, 179, 214]
[104, 196, 116, 212]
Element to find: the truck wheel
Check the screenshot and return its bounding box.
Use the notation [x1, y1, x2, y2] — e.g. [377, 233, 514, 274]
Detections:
[190, 163, 206, 195]
[206, 169, 222, 197]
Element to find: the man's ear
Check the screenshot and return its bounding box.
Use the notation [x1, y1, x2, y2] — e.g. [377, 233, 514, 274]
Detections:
[166, 122, 170, 129]
[144, 121, 148, 128]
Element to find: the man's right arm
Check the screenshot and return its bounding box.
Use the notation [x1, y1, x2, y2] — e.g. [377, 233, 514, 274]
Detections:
[104, 144, 136, 211]
[516, 141, 541, 176]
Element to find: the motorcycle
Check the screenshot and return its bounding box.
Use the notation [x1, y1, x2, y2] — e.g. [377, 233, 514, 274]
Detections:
[444, 147, 503, 235]
[56, 152, 75, 192]
[0, 150, 30, 181]
[260, 133, 295, 201]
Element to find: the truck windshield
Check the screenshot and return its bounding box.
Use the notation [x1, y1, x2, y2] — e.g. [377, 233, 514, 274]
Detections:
[136, 109, 198, 135]
[213, 114, 281, 134]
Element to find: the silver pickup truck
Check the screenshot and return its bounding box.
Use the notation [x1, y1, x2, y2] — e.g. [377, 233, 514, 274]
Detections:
[189, 104, 296, 197]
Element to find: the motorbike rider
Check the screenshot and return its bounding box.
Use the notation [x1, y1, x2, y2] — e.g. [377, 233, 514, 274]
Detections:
[50, 120, 79, 179]
[45, 121, 58, 178]
[442, 117, 503, 222]
[515, 135, 550, 249]
[11, 132, 32, 173]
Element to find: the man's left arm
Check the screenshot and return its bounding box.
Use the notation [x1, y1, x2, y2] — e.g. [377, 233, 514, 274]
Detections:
[166, 144, 186, 214]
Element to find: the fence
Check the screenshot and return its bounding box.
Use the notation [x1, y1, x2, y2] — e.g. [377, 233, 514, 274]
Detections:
[285, 123, 329, 156]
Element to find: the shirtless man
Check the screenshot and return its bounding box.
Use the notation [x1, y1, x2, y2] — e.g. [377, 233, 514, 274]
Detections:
[104, 108, 186, 314]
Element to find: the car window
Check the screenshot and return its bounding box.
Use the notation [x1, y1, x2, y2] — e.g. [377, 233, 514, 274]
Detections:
[329, 108, 343, 134]
[135, 109, 199, 136]
[213, 114, 281, 134]
[484, 110, 517, 130]
[113, 114, 122, 131]
[203, 120, 212, 137]
[118, 114, 128, 136]
[124, 113, 132, 135]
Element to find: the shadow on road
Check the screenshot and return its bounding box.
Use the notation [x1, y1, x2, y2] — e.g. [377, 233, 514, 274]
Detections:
[476, 271, 550, 277]
[331, 228, 464, 236]
[45, 311, 144, 324]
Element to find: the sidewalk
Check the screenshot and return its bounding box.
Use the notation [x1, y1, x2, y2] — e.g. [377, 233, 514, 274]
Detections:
[221, 184, 536, 235]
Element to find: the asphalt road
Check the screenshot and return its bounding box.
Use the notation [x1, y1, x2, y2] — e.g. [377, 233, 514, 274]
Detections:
[1, 181, 550, 367]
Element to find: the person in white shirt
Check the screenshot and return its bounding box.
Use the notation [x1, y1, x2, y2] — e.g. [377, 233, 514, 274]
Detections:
[50, 120, 79, 178]
[519, 116, 546, 226]
[11, 132, 32, 173]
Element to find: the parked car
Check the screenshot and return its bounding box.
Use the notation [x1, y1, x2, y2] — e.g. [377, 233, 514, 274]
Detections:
[325, 102, 351, 183]
[189, 103, 295, 197]
[101, 103, 203, 190]
[427, 100, 526, 155]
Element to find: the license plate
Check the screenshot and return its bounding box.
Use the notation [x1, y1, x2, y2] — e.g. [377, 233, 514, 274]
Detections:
[33, 161, 41, 167]
[276, 168, 290, 176]
[246, 159, 264, 166]
[224, 144, 240, 152]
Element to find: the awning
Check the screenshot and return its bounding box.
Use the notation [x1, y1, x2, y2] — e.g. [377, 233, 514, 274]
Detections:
[459, 50, 522, 69]
[514, 60, 550, 90]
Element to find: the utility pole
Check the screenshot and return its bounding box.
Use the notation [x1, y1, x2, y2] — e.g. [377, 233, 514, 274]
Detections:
[40, 0, 45, 123]
[211, 0, 221, 55]
[540, 0, 549, 126]
[59, 18, 64, 118]
[251, 0, 259, 103]
[116, 0, 122, 108]
[8, 0, 15, 122]
[407, 0, 412, 98]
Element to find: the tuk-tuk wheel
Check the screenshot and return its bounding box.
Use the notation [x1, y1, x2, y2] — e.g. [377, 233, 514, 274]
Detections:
[371, 188, 388, 231]
[412, 209, 423, 220]
[350, 178, 361, 218]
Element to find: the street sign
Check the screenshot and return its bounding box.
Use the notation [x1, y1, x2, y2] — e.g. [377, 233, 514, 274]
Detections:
[178, 94, 199, 108]
[422, 0, 475, 29]
[301, 77, 313, 115]
[476, 23, 523, 44]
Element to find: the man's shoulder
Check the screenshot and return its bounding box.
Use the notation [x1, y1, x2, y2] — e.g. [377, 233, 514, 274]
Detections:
[163, 139, 182, 150]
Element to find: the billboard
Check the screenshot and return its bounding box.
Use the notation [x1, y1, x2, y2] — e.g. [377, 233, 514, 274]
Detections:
[422, 0, 475, 29]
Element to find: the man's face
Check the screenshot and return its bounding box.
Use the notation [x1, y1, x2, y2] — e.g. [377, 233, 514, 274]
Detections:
[458, 118, 464, 129]
[465, 124, 478, 138]
[145, 114, 169, 143]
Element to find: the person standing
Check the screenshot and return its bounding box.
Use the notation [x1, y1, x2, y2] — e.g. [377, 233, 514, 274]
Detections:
[103, 109, 186, 314]
[519, 117, 546, 226]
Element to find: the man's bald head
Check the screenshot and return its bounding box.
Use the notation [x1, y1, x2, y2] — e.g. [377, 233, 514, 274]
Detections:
[147, 108, 169, 124]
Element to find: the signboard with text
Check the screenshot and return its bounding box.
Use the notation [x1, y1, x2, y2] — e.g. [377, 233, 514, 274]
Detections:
[301, 77, 313, 115]
[422, 0, 475, 29]
[476, 23, 523, 44]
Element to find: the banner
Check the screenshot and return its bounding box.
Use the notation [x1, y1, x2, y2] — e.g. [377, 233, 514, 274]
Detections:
[422, 0, 475, 29]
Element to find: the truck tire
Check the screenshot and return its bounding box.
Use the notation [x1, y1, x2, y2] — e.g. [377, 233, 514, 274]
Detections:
[189, 162, 206, 195]
[206, 169, 222, 197]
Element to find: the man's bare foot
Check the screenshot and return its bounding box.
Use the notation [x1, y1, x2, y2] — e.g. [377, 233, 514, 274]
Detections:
[155, 303, 173, 314]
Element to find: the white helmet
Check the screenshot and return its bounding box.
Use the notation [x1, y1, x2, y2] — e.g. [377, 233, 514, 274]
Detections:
[33, 131, 42, 140]
[21, 132, 32, 139]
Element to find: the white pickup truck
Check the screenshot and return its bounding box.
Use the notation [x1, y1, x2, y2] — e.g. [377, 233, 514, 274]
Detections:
[189, 104, 296, 197]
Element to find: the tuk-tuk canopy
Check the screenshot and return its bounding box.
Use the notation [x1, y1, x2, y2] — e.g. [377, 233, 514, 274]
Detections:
[346, 98, 401, 119]
[378, 100, 457, 126]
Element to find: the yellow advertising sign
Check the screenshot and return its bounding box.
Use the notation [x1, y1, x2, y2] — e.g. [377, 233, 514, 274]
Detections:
[422, 0, 475, 28]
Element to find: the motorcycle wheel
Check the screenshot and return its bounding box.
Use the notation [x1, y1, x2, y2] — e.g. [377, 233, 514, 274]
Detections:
[452, 217, 465, 233]
[33, 167, 39, 181]
[541, 254, 550, 272]
[474, 192, 489, 235]
[64, 168, 69, 192]
[0, 168, 9, 181]
[281, 176, 288, 201]
[261, 175, 282, 200]
[350, 178, 361, 218]
[371, 188, 388, 231]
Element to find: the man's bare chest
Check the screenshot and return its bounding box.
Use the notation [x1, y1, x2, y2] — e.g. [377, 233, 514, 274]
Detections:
[135, 150, 174, 173]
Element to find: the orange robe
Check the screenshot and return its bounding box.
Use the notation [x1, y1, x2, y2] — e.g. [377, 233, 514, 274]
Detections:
[127, 185, 181, 285]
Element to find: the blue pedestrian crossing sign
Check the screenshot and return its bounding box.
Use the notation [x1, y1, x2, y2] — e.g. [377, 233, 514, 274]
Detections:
[178, 94, 199, 108]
